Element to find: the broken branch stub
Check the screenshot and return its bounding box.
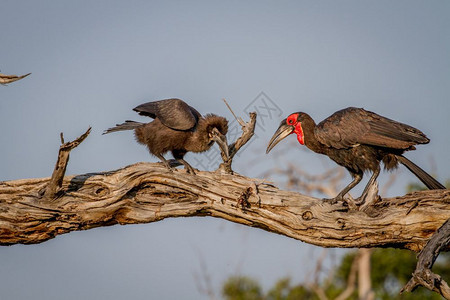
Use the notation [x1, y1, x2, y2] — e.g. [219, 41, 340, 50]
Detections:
[401, 218, 450, 299]
[0, 72, 31, 85]
[42, 127, 92, 200]
[217, 112, 257, 174]
[1, 162, 449, 249]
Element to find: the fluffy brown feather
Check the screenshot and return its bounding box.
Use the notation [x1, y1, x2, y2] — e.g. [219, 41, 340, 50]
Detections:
[104, 99, 229, 174]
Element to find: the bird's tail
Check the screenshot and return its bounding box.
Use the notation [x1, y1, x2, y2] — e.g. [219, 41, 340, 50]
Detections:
[103, 120, 144, 135]
[396, 155, 446, 189]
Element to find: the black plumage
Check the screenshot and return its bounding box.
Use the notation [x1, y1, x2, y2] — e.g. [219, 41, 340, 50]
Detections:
[104, 98, 229, 174]
[266, 107, 445, 203]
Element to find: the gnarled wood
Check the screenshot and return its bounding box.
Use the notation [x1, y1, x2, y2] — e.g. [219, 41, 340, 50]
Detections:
[42, 127, 91, 199]
[0, 72, 31, 85]
[218, 111, 256, 174]
[401, 218, 450, 298]
[0, 162, 449, 249]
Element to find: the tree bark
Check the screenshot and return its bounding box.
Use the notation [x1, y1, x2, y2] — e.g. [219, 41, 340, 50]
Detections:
[0, 72, 31, 85]
[0, 162, 449, 249]
[401, 218, 450, 298]
[358, 249, 375, 300]
[42, 128, 91, 199]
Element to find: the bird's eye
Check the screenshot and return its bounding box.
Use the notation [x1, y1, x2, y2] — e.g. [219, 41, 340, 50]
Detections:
[288, 119, 293, 124]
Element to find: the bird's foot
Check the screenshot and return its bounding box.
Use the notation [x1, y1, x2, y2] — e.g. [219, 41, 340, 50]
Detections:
[159, 161, 175, 173]
[323, 194, 358, 210]
[157, 158, 181, 173]
[180, 161, 197, 175]
[356, 193, 381, 208]
[184, 165, 197, 175]
[167, 159, 182, 168]
[322, 196, 342, 205]
[355, 196, 365, 205]
[322, 197, 342, 205]
[157, 161, 173, 172]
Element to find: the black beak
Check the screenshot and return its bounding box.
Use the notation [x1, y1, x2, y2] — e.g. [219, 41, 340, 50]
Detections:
[266, 120, 294, 154]
[211, 128, 229, 160]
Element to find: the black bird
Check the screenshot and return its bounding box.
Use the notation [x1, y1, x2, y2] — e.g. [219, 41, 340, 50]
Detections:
[104, 98, 229, 174]
[266, 107, 445, 203]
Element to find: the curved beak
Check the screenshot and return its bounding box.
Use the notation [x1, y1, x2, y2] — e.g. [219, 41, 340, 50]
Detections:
[266, 120, 294, 154]
[212, 128, 229, 160]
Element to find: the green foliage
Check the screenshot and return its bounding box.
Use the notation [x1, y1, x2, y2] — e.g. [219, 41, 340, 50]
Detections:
[222, 250, 449, 299]
[222, 276, 263, 300]
[222, 276, 319, 300]
[343, 249, 445, 300]
[222, 179, 449, 299]
[266, 277, 316, 300]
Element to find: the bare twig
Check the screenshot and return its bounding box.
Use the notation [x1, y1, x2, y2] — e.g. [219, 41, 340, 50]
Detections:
[42, 127, 91, 200]
[261, 164, 345, 199]
[1, 162, 449, 247]
[335, 252, 360, 300]
[380, 173, 397, 197]
[217, 111, 257, 174]
[357, 249, 374, 300]
[401, 218, 450, 299]
[314, 249, 328, 285]
[308, 249, 329, 300]
[0, 72, 31, 85]
[310, 285, 329, 300]
[193, 249, 217, 300]
[222, 98, 245, 126]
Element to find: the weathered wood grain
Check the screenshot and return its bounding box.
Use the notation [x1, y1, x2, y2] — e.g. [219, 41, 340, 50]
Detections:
[0, 72, 31, 85]
[402, 218, 450, 298]
[1, 162, 449, 249]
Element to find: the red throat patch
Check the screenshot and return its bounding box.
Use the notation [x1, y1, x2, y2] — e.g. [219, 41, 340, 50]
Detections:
[294, 122, 304, 145]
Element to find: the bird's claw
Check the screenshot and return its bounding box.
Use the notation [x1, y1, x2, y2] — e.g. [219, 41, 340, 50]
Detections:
[355, 196, 365, 205]
[322, 194, 345, 205]
[322, 195, 358, 210]
[186, 167, 196, 175]
[322, 197, 339, 205]
[183, 164, 197, 175]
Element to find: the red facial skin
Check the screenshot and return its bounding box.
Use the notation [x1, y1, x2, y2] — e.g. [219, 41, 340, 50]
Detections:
[286, 113, 304, 145]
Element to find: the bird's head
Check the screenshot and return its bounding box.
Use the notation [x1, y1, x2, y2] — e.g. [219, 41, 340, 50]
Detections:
[204, 114, 229, 159]
[266, 112, 304, 154]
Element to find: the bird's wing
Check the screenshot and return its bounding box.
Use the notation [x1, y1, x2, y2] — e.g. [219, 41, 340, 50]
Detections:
[315, 107, 429, 149]
[133, 98, 200, 130]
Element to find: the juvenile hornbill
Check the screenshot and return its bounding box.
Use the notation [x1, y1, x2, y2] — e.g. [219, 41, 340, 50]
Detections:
[104, 98, 229, 174]
[266, 107, 445, 203]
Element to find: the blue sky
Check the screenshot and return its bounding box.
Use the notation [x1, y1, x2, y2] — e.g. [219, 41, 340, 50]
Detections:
[1, 1, 449, 299]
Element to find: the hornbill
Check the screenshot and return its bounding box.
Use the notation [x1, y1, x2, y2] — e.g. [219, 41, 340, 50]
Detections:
[266, 107, 445, 203]
[104, 98, 229, 174]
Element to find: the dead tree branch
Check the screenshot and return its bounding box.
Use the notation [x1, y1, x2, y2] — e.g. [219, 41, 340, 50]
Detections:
[1, 122, 449, 298]
[401, 218, 450, 299]
[42, 127, 92, 200]
[0, 72, 31, 85]
[0, 162, 449, 249]
[217, 111, 256, 174]
[335, 252, 359, 300]
[308, 249, 330, 300]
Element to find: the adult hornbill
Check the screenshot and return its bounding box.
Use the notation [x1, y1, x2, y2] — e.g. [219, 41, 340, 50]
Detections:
[104, 98, 229, 174]
[266, 107, 445, 203]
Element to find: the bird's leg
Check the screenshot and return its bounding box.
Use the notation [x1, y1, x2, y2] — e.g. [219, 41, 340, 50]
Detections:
[172, 150, 197, 174]
[177, 158, 197, 175]
[325, 172, 363, 205]
[357, 165, 380, 204]
[155, 153, 174, 172]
